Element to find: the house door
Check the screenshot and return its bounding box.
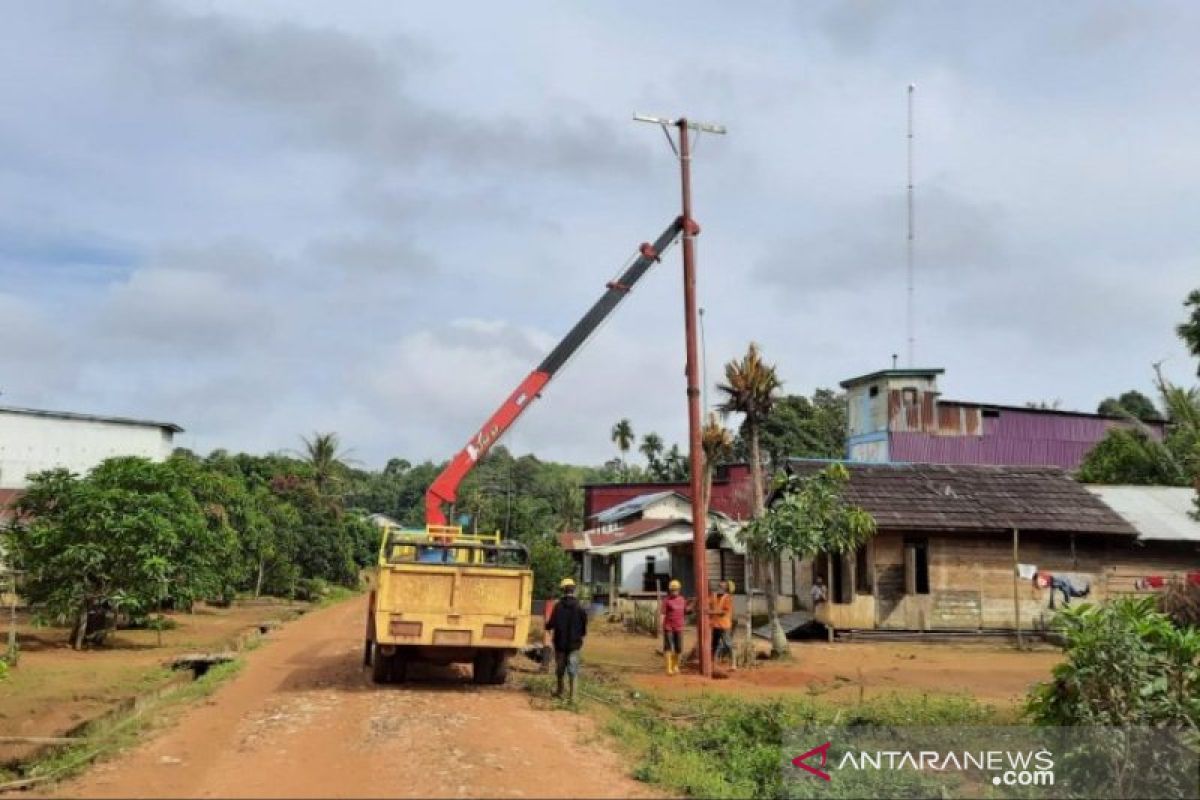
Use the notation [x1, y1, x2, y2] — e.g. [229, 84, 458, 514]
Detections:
[874, 534, 933, 629]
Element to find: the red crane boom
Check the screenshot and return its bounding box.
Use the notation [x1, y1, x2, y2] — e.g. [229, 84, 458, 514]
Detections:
[425, 217, 687, 526]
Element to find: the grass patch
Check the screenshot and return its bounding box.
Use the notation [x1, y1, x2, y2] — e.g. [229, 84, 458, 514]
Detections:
[0, 660, 245, 792]
[315, 584, 361, 608]
[526, 667, 997, 799]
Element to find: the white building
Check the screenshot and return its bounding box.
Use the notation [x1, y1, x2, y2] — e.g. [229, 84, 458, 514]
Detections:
[555, 490, 799, 612]
[0, 405, 182, 490]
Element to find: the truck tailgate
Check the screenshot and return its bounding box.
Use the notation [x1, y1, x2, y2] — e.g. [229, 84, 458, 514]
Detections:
[379, 566, 529, 615]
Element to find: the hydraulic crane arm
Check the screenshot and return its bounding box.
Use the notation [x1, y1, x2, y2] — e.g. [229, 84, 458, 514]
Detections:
[425, 217, 687, 526]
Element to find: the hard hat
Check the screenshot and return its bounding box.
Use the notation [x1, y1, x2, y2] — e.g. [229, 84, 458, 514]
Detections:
[668, 579, 682, 590]
[559, 577, 576, 589]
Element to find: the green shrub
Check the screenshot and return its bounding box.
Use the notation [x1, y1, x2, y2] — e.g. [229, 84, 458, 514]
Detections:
[121, 614, 178, 631]
[608, 692, 994, 799]
[293, 577, 330, 602]
[1027, 597, 1200, 727]
[1161, 578, 1200, 629]
[629, 602, 657, 636]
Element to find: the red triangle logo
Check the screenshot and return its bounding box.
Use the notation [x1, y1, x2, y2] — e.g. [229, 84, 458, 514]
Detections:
[791, 741, 832, 781]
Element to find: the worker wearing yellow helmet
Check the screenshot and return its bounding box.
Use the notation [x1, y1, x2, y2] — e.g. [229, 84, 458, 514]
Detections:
[709, 580, 736, 670]
[546, 576, 587, 701]
[659, 578, 689, 675]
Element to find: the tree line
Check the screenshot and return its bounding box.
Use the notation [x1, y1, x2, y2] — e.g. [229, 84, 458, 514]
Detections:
[1, 433, 606, 648]
[3, 437, 378, 648]
[607, 388, 848, 484]
[1078, 288, 1200, 490]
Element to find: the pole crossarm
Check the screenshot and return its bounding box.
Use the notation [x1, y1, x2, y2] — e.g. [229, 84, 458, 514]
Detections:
[633, 113, 728, 135]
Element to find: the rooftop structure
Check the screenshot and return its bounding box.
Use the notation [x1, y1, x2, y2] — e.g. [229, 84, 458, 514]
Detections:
[840, 367, 1165, 470]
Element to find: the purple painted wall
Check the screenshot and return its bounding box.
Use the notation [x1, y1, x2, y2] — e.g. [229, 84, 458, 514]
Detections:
[890, 407, 1164, 470]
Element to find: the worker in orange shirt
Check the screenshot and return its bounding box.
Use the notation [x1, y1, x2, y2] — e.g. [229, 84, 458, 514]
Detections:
[708, 579, 736, 670]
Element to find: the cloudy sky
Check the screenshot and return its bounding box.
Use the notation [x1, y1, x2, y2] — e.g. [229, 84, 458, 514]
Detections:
[2, 1, 1197, 467]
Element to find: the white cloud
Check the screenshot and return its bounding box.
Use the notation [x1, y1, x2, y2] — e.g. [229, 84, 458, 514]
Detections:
[0, 0, 1197, 467]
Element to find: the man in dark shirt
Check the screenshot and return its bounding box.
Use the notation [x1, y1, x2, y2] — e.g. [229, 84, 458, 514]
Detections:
[546, 577, 588, 701]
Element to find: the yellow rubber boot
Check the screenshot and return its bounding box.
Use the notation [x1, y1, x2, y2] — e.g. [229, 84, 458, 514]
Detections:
[669, 652, 679, 675]
[664, 652, 674, 675]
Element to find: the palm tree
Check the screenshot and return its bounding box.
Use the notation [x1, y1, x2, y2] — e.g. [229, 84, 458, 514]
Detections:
[700, 413, 741, 663]
[701, 412, 734, 512]
[1178, 289, 1200, 374]
[1156, 366, 1200, 479]
[300, 432, 349, 495]
[717, 342, 786, 656]
[663, 444, 688, 481]
[610, 419, 635, 480]
[639, 432, 665, 478]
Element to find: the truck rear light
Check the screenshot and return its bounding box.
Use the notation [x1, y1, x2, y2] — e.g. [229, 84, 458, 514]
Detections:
[389, 619, 422, 638]
[482, 624, 515, 640]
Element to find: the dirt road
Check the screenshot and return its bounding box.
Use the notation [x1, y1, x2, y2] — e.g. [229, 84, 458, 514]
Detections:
[52, 598, 651, 799]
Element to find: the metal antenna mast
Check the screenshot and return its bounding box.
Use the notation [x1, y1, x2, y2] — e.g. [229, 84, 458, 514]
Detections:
[634, 112, 725, 679]
[906, 83, 916, 366]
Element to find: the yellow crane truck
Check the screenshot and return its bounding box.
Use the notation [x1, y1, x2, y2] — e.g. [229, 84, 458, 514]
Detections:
[365, 524, 533, 684]
[364, 217, 686, 685]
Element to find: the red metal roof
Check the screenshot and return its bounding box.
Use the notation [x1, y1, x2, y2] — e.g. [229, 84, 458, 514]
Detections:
[583, 463, 757, 522]
[557, 517, 678, 552]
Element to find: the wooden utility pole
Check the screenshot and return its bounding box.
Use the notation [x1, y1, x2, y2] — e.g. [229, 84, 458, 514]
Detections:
[634, 113, 726, 677]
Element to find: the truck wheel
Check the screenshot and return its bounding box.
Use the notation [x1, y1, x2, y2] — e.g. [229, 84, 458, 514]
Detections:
[471, 652, 494, 685]
[390, 652, 409, 683]
[371, 644, 392, 684]
[489, 653, 509, 685]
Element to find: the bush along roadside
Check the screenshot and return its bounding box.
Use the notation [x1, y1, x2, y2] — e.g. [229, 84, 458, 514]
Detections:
[524, 669, 995, 799]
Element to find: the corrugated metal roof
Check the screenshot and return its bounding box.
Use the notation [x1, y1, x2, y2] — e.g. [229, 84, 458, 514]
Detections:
[592, 525, 694, 556]
[591, 490, 679, 524]
[1084, 485, 1200, 543]
[557, 518, 678, 552]
[786, 459, 1137, 536]
[941, 399, 1167, 425]
[0, 405, 183, 433]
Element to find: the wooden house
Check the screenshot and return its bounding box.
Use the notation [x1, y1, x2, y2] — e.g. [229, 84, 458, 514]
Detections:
[786, 460, 1200, 633]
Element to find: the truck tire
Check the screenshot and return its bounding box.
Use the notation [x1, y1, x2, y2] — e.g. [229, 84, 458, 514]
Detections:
[471, 652, 508, 685]
[489, 653, 509, 685]
[472, 652, 495, 685]
[371, 644, 392, 684]
[391, 652, 409, 683]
